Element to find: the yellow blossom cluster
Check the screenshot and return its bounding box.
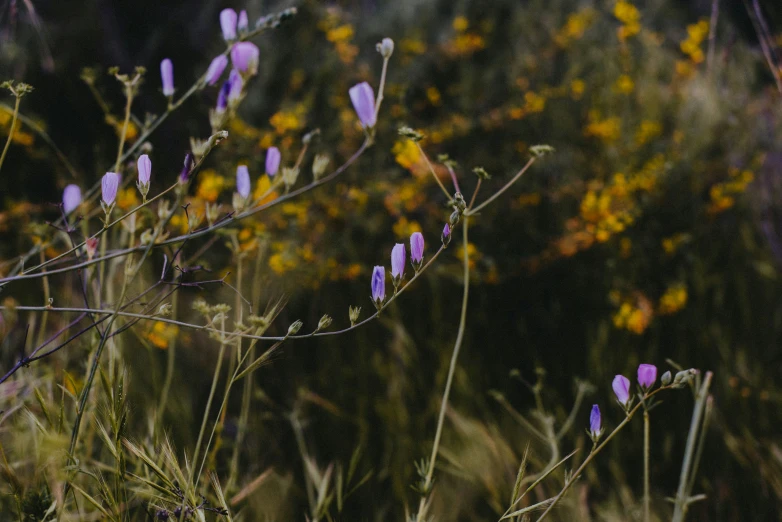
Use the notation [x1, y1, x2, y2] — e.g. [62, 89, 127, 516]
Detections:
[680, 20, 709, 64]
[658, 284, 688, 315]
[612, 293, 653, 334]
[318, 15, 358, 64]
[614, 0, 641, 41]
[555, 9, 595, 48]
[196, 169, 226, 203]
[584, 111, 622, 142]
[146, 321, 179, 349]
[708, 168, 754, 215]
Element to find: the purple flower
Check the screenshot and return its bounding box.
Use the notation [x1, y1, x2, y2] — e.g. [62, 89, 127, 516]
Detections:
[349, 82, 376, 128]
[391, 243, 406, 280]
[227, 69, 243, 101]
[205, 55, 228, 86]
[231, 42, 260, 76]
[410, 232, 424, 265]
[160, 58, 174, 97]
[63, 184, 81, 215]
[371, 266, 386, 306]
[238, 10, 248, 32]
[589, 404, 601, 437]
[179, 152, 195, 183]
[266, 146, 281, 177]
[236, 165, 251, 199]
[220, 8, 238, 41]
[101, 172, 120, 206]
[637, 364, 657, 390]
[612, 375, 631, 406]
[137, 154, 152, 185]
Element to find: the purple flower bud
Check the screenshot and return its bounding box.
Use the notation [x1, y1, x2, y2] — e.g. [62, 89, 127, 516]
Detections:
[349, 82, 376, 128]
[589, 404, 601, 436]
[410, 232, 424, 264]
[612, 375, 631, 406]
[238, 10, 249, 32]
[266, 146, 281, 177]
[371, 266, 386, 305]
[637, 364, 657, 390]
[205, 55, 229, 86]
[101, 172, 120, 206]
[227, 69, 243, 101]
[391, 243, 405, 279]
[179, 152, 195, 183]
[231, 42, 260, 76]
[63, 184, 81, 215]
[160, 58, 174, 97]
[236, 165, 251, 199]
[137, 154, 152, 185]
[216, 81, 230, 113]
[220, 8, 238, 41]
[443, 223, 450, 238]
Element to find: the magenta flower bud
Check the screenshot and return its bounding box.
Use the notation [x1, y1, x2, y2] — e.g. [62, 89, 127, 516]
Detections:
[179, 152, 195, 183]
[63, 184, 82, 215]
[220, 8, 238, 41]
[371, 266, 386, 307]
[236, 165, 251, 199]
[410, 232, 424, 267]
[612, 375, 631, 407]
[160, 58, 174, 97]
[589, 404, 602, 437]
[101, 172, 120, 206]
[441, 222, 451, 246]
[227, 69, 243, 101]
[231, 42, 260, 76]
[391, 243, 406, 286]
[266, 146, 281, 177]
[205, 55, 229, 86]
[137, 154, 152, 185]
[349, 82, 377, 128]
[637, 364, 658, 391]
[238, 10, 249, 32]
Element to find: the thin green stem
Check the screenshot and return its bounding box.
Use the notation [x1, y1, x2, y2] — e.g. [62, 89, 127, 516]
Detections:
[466, 157, 536, 216]
[644, 410, 650, 522]
[416, 217, 470, 522]
[415, 142, 451, 200]
[0, 95, 21, 173]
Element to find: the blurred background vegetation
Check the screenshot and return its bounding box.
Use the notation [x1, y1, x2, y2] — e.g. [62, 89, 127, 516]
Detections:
[2, 0, 782, 520]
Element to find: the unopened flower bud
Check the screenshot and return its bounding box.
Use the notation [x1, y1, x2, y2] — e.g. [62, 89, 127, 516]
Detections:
[220, 8, 238, 41]
[231, 42, 260, 76]
[376, 37, 394, 58]
[391, 243, 405, 291]
[266, 147, 281, 177]
[205, 54, 228, 86]
[85, 237, 98, 260]
[612, 374, 631, 409]
[371, 266, 386, 309]
[637, 364, 657, 392]
[179, 152, 195, 184]
[441, 223, 451, 247]
[288, 320, 303, 336]
[238, 10, 249, 33]
[661, 371, 672, 386]
[63, 184, 82, 215]
[449, 210, 461, 227]
[160, 58, 174, 97]
[349, 82, 376, 128]
[137, 154, 152, 201]
[158, 303, 173, 317]
[410, 232, 424, 271]
[588, 404, 603, 442]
